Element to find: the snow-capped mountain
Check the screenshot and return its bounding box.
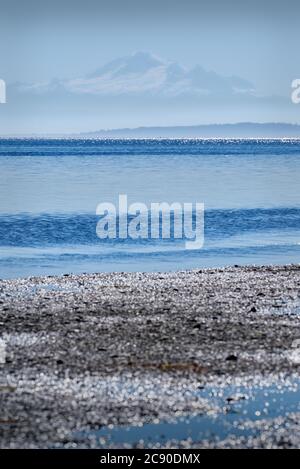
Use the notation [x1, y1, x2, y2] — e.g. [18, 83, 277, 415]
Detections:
[18, 51, 254, 97]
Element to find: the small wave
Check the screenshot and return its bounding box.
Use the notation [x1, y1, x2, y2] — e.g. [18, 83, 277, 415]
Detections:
[0, 208, 299, 247]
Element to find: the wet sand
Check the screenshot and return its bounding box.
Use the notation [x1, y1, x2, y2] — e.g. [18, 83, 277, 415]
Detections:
[0, 265, 300, 448]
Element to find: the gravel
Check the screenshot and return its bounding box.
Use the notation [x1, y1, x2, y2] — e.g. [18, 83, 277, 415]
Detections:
[0, 264, 300, 448]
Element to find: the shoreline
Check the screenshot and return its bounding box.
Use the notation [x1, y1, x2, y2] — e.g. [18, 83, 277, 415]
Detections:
[1, 264, 300, 448]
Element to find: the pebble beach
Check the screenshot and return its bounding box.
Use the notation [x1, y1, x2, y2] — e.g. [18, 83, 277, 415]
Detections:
[1, 264, 300, 448]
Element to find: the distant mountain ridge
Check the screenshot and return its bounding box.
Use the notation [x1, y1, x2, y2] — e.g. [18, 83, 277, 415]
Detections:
[79, 123, 300, 138]
[3, 52, 300, 135]
[17, 51, 254, 98]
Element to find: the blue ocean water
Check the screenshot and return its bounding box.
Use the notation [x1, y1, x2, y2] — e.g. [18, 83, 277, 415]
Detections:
[1, 138, 300, 278]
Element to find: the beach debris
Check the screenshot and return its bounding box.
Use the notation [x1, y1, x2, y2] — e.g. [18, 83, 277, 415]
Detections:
[226, 394, 246, 403]
[0, 338, 6, 364]
[0, 385, 16, 393]
[226, 354, 238, 361]
[287, 339, 300, 364]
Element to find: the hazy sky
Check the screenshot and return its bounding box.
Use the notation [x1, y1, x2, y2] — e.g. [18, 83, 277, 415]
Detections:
[1, 0, 299, 94]
[1, 0, 300, 133]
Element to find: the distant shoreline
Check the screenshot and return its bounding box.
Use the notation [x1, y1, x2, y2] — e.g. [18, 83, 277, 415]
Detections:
[2, 122, 300, 139]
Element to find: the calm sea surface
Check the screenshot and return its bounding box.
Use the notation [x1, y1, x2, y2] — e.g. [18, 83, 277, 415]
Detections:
[1, 138, 300, 278]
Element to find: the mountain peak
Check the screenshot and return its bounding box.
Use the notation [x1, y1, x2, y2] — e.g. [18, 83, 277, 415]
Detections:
[130, 51, 163, 64]
[113, 51, 164, 76]
[88, 51, 164, 79]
